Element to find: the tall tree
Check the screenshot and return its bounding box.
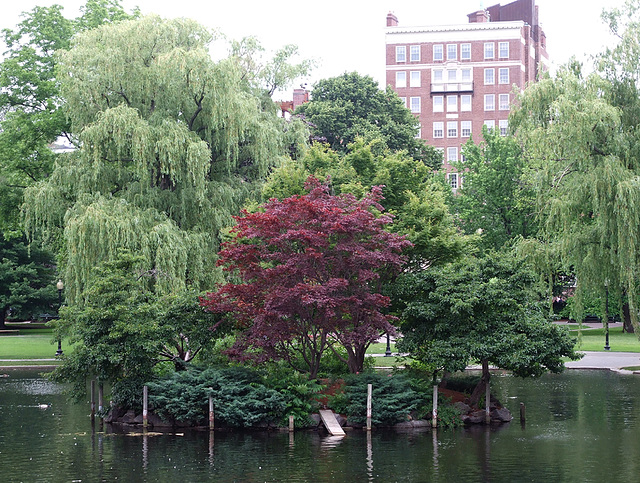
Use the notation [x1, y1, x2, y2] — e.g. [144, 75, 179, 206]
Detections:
[295, 72, 441, 169]
[0, 1, 138, 235]
[202, 178, 411, 378]
[395, 251, 580, 406]
[453, 126, 537, 251]
[22, 15, 308, 302]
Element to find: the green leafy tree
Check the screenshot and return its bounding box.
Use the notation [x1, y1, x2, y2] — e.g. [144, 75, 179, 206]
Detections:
[22, 15, 308, 302]
[0, 1, 138, 235]
[453, 127, 537, 251]
[295, 72, 441, 169]
[395, 251, 580, 406]
[0, 234, 57, 329]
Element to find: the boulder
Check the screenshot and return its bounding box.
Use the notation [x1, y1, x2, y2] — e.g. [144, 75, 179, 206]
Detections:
[490, 407, 513, 422]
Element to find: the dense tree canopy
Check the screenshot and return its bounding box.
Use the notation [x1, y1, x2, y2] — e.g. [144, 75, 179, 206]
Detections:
[296, 72, 441, 169]
[22, 15, 308, 302]
[202, 178, 411, 378]
[395, 251, 580, 405]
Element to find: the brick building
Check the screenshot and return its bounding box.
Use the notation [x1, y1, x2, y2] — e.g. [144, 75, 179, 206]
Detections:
[385, 0, 548, 190]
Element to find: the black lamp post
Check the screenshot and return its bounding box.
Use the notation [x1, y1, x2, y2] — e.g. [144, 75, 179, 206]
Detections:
[56, 279, 64, 356]
[604, 281, 610, 351]
[385, 332, 392, 357]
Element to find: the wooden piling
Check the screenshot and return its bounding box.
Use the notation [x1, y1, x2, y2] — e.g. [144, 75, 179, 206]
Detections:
[366, 383, 372, 431]
[432, 385, 439, 428]
[289, 415, 294, 432]
[209, 391, 214, 431]
[98, 383, 104, 418]
[143, 385, 148, 429]
[485, 382, 491, 424]
[90, 380, 96, 420]
[520, 402, 526, 424]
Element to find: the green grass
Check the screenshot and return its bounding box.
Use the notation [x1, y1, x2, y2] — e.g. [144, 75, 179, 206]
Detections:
[571, 326, 640, 352]
[369, 356, 405, 367]
[0, 329, 72, 362]
[367, 342, 398, 354]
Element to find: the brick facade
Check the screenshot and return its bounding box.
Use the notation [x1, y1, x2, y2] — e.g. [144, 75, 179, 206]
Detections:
[385, 0, 548, 189]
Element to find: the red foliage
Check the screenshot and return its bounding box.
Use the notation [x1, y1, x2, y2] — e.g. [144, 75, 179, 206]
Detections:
[201, 177, 411, 377]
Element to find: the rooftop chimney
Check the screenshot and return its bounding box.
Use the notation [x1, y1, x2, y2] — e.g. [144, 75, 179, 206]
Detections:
[387, 12, 399, 27]
[468, 10, 490, 23]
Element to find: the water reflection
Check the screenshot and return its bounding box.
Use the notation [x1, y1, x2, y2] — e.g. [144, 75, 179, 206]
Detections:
[2, 369, 640, 481]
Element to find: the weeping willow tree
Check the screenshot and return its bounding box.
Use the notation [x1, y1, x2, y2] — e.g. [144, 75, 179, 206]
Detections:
[512, 60, 640, 331]
[23, 15, 309, 302]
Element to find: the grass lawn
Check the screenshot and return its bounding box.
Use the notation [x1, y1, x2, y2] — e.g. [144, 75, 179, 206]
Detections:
[571, 326, 640, 352]
[367, 342, 397, 354]
[0, 328, 72, 363]
[369, 356, 405, 367]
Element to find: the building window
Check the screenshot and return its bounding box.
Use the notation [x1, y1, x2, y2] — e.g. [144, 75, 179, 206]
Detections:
[499, 93, 510, 110]
[447, 44, 457, 61]
[461, 43, 471, 60]
[462, 68, 472, 82]
[499, 68, 509, 84]
[396, 71, 407, 88]
[410, 71, 421, 87]
[499, 119, 509, 136]
[448, 172, 459, 190]
[416, 126, 422, 138]
[399, 97, 407, 107]
[433, 122, 444, 138]
[484, 68, 495, 85]
[396, 46, 406, 62]
[433, 44, 443, 61]
[499, 42, 509, 58]
[410, 45, 420, 62]
[447, 95, 457, 112]
[410, 97, 421, 113]
[484, 42, 494, 59]
[484, 120, 496, 130]
[433, 69, 443, 82]
[447, 121, 458, 138]
[447, 69, 457, 82]
[447, 147, 458, 163]
[484, 94, 495, 111]
[461, 95, 472, 112]
[461, 120, 472, 137]
[433, 96, 444, 112]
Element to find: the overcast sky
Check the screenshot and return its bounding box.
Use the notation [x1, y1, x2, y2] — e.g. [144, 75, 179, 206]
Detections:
[2, 0, 625, 99]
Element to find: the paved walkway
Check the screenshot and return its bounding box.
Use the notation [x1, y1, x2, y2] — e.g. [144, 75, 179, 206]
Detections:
[565, 351, 640, 373]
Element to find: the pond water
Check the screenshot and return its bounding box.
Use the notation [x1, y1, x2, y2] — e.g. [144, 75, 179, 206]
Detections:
[1, 368, 639, 482]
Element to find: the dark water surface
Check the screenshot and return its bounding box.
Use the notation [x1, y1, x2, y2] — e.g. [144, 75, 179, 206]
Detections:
[1, 369, 639, 482]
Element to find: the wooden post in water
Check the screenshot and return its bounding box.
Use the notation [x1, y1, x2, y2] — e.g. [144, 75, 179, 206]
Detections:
[520, 402, 526, 424]
[209, 390, 214, 431]
[485, 381, 491, 424]
[366, 383, 372, 431]
[432, 384, 439, 428]
[289, 415, 294, 432]
[98, 382, 104, 419]
[90, 380, 96, 420]
[142, 385, 148, 430]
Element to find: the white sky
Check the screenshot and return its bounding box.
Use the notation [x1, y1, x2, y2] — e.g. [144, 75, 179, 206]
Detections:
[1, 0, 625, 99]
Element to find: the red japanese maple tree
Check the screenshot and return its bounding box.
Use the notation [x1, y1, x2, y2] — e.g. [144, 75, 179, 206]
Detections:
[201, 177, 411, 378]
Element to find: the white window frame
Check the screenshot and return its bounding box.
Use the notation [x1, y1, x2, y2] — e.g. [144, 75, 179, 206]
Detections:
[447, 95, 458, 112]
[484, 120, 496, 130]
[484, 94, 495, 111]
[499, 93, 510, 110]
[484, 42, 494, 59]
[396, 71, 407, 88]
[461, 43, 471, 60]
[410, 45, 420, 62]
[447, 121, 458, 138]
[461, 95, 472, 112]
[447, 69, 457, 82]
[461, 121, 472, 137]
[499, 119, 509, 136]
[447, 148, 458, 163]
[433, 96, 444, 112]
[410, 96, 421, 113]
[433, 69, 443, 82]
[399, 97, 407, 107]
[462, 68, 472, 82]
[499, 68, 509, 84]
[447, 44, 457, 61]
[433, 122, 444, 138]
[433, 44, 443, 61]
[410, 71, 421, 87]
[484, 68, 495, 85]
[499, 41, 509, 59]
[448, 172, 459, 190]
[396, 46, 406, 62]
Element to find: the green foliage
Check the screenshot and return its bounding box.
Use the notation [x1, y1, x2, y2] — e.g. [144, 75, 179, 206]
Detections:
[328, 372, 423, 426]
[147, 367, 286, 427]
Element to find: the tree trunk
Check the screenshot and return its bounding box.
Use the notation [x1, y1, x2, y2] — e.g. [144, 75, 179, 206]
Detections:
[469, 359, 490, 408]
[346, 345, 368, 374]
[623, 302, 635, 334]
